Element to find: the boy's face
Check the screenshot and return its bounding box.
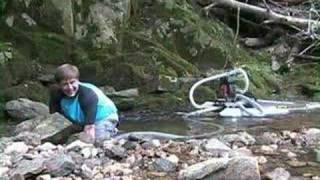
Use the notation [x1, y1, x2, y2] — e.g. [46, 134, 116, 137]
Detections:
[59, 78, 79, 97]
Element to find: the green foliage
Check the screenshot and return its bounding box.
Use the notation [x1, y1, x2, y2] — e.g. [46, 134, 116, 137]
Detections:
[0, 0, 6, 14]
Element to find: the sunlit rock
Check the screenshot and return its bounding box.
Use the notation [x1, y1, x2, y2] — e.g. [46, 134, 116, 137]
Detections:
[14, 113, 72, 143]
[5, 142, 29, 154]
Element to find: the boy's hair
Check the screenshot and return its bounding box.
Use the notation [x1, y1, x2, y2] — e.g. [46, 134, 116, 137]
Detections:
[54, 64, 79, 83]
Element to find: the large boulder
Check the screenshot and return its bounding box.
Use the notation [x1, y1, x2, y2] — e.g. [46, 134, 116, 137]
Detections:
[85, 0, 130, 48]
[178, 158, 229, 180]
[5, 98, 49, 121]
[14, 113, 73, 143]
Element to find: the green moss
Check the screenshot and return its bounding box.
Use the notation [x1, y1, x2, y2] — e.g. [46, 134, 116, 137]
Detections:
[2, 81, 48, 103]
[134, 93, 184, 110]
[30, 32, 67, 63]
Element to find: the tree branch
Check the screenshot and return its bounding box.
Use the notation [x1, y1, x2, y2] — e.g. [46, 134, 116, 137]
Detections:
[210, 0, 320, 28]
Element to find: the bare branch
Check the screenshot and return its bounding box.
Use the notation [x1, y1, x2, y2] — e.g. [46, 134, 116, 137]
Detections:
[212, 0, 320, 28]
[292, 54, 320, 61]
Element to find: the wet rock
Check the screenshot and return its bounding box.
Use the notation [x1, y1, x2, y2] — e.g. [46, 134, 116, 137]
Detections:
[10, 158, 46, 177]
[5, 98, 49, 121]
[210, 157, 260, 180]
[178, 158, 229, 180]
[4, 142, 29, 154]
[43, 153, 75, 177]
[265, 167, 291, 180]
[13, 132, 42, 146]
[151, 158, 177, 172]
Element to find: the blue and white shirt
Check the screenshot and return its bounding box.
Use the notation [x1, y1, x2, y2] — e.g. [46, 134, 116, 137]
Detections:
[49, 82, 117, 125]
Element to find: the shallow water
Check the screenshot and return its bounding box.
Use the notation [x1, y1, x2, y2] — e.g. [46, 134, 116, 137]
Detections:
[119, 110, 320, 135]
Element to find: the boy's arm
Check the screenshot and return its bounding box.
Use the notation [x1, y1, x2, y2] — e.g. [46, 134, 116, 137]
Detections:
[79, 87, 98, 138]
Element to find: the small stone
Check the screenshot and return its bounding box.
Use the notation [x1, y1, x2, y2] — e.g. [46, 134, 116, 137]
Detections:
[257, 156, 267, 164]
[287, 151, 297, 158]
[167, 154, 179, 165]
[151, 158, 176, 172]
[36, 174, 51, 180]
[81, 147, 98, 159]
[81, 164, 94, 178]
[287, 160, 307, 167]
[65, 140, 93, 151]
[303, 173, 314, 177]
[36, 142, 57, 151]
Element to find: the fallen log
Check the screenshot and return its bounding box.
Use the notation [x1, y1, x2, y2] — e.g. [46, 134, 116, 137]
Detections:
[206, 0, 320, 28]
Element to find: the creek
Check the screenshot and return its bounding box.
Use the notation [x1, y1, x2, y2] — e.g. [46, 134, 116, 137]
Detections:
[1, 110, 320, 177]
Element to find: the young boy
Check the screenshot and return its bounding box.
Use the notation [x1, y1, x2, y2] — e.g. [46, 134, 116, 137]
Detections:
[49, 64, 119, 141]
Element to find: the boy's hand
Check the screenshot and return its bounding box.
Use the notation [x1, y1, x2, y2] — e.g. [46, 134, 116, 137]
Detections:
[84, 124, 95, 139]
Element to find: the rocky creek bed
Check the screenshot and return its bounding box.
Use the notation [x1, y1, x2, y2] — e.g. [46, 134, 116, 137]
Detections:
[1, 98, 320, 180]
